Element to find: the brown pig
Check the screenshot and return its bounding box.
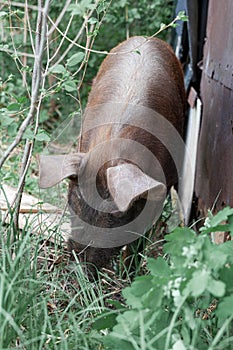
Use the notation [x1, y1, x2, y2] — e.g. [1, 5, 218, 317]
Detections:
[39, 36, 186, 275]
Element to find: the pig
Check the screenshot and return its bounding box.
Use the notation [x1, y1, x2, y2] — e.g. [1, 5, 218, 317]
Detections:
[39, 36, 186, 276]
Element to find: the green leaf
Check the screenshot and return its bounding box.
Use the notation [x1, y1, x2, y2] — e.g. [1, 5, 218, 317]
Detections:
[7, 123, 18, 137]
[115, 309, 140, 332]
[104, 335, 133, 350]
[92, 312, 118, 331]
[184, 307, 196, 330]
[22, 128, 34, 140]
[145, 287, 163, 309]
[216, 294, 233, 327]
[1, 115, 14, 127]
[229, 213, 233, 237]
[7, 102, 21, 111]
[177, 11, 189, 22]
[130, 8, 141, 20]
[165, 227, 196, 242]
[0, 11, 8, 19]
[17, 96, 27, 104]
[202, 207, 233, 230]
[39, 110, 50, 123]
[67, 52, 85, 67]
[50, 64, 66, 74]
[218, 240, 233, 256]
[185, 269, 210, 297]
[35, 130, 50, 142]
[122, 276, 153, 308]
[220, 264, 233, 292]
[201, 224, 229, 235]
[181, 325, 191, 345]
[205, 244, 228, 271]
[160, 23, 166, 30]
[164, 227, 196, 255]
[118, 0, 127, 8]
[68, 0, 95, 16]
[207, 278, 225, 297]
[147, 257, 170, 277]
[106, 299, 126, 310]
[20, 128, 49, 143]
[88, 17, 98, 24]
[172, 339, 186, 350]
[63, 79, 77, 92]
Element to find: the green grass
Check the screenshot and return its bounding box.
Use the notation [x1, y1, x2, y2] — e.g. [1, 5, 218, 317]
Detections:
[0, 211, 109, 349]
[1, 202, 233, 349]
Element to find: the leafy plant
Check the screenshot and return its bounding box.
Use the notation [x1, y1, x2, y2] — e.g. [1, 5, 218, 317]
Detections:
[95, 207, 233, 350]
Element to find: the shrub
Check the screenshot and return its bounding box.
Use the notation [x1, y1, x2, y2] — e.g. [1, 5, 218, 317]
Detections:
[94, 207, 233, 350]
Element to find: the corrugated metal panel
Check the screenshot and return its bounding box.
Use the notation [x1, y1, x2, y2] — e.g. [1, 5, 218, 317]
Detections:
[195, 0, 233, 214]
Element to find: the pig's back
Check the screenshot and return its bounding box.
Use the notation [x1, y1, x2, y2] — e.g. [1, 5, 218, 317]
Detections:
[85, 36, 185, 133]
[79, 36, 186, 187]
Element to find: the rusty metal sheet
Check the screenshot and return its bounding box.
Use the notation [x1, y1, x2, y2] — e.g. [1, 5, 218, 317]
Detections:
[195, 0, 233, 214]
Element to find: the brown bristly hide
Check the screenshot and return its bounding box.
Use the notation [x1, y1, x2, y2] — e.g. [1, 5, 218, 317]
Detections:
[38, 36, 186, 278]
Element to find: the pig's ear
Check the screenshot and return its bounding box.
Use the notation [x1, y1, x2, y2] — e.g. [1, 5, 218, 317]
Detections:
[106, 163, 166, 212]
[38, 153, 85, 188]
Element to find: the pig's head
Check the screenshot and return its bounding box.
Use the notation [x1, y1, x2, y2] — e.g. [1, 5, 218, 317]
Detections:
[38, 151, 166, 272]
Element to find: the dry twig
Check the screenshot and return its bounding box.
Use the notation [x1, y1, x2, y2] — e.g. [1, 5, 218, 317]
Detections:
[1, 0, 50, 227]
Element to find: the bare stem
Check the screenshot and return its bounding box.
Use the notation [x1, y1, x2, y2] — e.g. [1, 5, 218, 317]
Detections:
[0, 0, 50, 170]
[48, 0, 72, 36]
[1, 0, 50, 226]
[47, 4, 97, 71]
[0, 0, 38, 10]
[0, 48, 34, 57]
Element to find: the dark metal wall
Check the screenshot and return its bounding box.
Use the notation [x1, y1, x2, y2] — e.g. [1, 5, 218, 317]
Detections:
[195, 0, 233, 214]
[175, 0, 208, 90]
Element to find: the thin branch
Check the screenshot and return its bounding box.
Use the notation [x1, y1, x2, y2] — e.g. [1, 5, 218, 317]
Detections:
[2, 0, 51, 226]
[14, 1, 50, 227]
[0, 47, 34, 57]
[47, 4, 104, 72]
[12, 38, 50, 227]
[0, 0, 50, 169]
[48, 0, 72, 36]
[0, 0, 38, 10]
[12, 140, 33, 228]
[74, 0, 112, 81]
[48, 11, 74, 64]
[73, 22, 94, 77]
[0, 106, 32, 168]
[48, 0, 113, 73]
[76, 21, 94, 152]
[4, 1, 32, 96]
[1, 25, 36, 33]
[49, 9, 98, 70]
[48, 12, 183, 61]
[22, 1, 28, 88]
[25, 0, 36, 55]
[8, 5, 24, 67]
[149, 15, 181, 39]
[1, 4, 43, 221]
